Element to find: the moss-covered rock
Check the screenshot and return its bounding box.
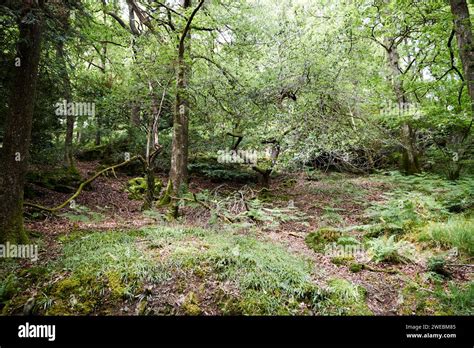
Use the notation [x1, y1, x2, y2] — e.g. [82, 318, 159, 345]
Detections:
[305, 228, 342, 253]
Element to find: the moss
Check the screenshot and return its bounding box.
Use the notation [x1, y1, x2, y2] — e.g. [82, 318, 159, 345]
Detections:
[0, 206, 29, 244]
[18, 266, 49, 283]
[126, 177, 162, 200]
[331, 256, 354, 266]
[158, 180, 173, 207]
[45, 275, 107, 315]
[106, 271, 126, 298]
[182, 291, 202, 315]
[426, 256, 450, 277]
[349, 263, 364, 273]
[399, 284, 447, 315]
[305, 228, 342, 253]
[26, 167, 82, 194]
[53, 278, 81, 295]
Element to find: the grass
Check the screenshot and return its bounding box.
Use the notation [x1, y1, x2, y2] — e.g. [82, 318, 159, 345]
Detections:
[5, 226, 373, 316]
[400, 281, 474, 315]
[421, 216, 474, 257]
[143, 226, 325, 315]
[323, 278, 372, 315]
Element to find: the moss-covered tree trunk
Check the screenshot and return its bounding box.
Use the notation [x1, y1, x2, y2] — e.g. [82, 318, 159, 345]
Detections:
[0, 0, 44, 244]
[385, 40, 420, 175]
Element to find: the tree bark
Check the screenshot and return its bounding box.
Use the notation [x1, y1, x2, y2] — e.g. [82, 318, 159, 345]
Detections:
[57, 3, 74, 168]
[450, 0, 474, 110]
[0, 0, 44, 244]
[57, 41, 75, 168]
[169, 0, 204, 218]
[385, 40, 420, 175]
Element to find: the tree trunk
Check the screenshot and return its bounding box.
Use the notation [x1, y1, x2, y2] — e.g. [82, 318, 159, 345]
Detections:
[450, 0, 474, 110]
[0, 0, 44, 244]
[385, 41, 420, 175]
[169, 0, 194, 218]
[57, 41, 75, 168]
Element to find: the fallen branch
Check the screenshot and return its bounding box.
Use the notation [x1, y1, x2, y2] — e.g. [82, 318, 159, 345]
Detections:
[24, 156, 140, 213]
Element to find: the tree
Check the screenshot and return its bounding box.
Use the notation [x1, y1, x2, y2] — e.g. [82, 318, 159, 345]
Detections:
[52, 1, 75, 168]
[0, 0, 44, 243]
[169, 0, 205, 218]
[450, 0, 474, 112]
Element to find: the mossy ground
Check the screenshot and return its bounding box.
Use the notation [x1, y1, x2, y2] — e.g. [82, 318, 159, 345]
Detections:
[4, 168, 472, 316]
[1, 226, 332, 315]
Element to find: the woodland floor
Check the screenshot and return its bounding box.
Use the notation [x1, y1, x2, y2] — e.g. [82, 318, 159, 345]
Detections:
[1, 160, 472, 316]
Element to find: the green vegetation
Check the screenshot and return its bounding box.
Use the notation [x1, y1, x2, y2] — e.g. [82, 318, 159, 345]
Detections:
[0, 0, 472, 319]
[423, 216, 474, 257]
[366, 235, 416, 264]
[305, 228, 342, 253]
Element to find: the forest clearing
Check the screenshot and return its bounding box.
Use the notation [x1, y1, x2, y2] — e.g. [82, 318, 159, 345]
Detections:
[0, 0, 473, 321]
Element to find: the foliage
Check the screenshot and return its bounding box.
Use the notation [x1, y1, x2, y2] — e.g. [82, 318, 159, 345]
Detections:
[366, 235, 416, 264]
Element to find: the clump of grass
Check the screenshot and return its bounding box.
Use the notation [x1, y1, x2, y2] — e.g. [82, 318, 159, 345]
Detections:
[366, 235, 416, 264]
[0, 274, 18, 307]
[423, 216, 474, 257]
[400, 280, 473, 315]
[61, 230, 163, 283]
[148, 227, 324, 315]
[324, 278, 371, 315]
